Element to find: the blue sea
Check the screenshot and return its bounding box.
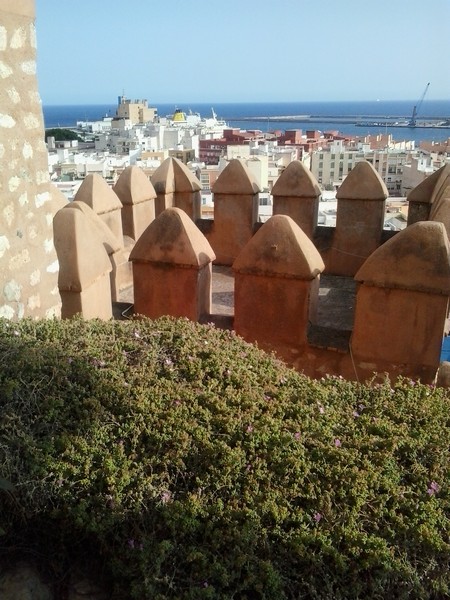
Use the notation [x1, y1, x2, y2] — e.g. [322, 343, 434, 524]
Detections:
[42, 100, 450, 144]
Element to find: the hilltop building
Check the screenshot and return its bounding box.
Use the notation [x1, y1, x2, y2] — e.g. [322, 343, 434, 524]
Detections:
[115, 95, 157, 125]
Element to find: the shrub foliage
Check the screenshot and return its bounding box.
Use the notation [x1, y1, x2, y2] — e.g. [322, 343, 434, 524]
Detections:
[0, 317, 449, 599]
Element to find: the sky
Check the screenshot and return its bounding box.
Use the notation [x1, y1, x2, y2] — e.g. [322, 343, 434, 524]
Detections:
[34, 0, 450, 105]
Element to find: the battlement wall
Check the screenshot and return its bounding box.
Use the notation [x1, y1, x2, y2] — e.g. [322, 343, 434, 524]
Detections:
[52, 160, 450, 385]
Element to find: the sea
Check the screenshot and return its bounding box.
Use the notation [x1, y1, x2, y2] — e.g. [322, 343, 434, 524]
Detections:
[42, 100, 450, 145]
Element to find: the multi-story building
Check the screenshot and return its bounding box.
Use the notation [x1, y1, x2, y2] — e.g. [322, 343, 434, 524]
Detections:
[310, 141, 359, 190]
[115, 95, 157, 125]
[310, 140, 419, 196]
[401, 152, 449, 196]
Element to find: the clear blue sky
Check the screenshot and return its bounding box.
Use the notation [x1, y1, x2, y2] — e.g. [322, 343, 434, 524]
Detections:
[35, 0, 450, 105]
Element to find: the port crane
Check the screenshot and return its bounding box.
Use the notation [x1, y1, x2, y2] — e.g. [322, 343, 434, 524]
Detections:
[408, 82, 430, 127]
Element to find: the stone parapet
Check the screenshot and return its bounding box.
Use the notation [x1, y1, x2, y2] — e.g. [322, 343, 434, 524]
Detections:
[130, 207, 215, 320]
[327, 161, 388, 276]
[151, 157, 201, 220]
[208, 159, 260, 265]
[113, 166, 156, 241]
[233, 215, 324, 360]
[272, 160, 321, 239]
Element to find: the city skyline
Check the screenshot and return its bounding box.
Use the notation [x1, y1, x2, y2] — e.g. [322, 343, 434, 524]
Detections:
[35, 0, 450, 105]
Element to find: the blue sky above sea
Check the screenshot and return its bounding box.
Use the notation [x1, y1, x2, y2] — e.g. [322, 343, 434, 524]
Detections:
[35, 1, 450, 106]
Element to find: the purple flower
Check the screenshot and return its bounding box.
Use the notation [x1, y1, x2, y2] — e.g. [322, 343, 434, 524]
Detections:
[334, 438, 342, 448]
[313, 512, 322, 523]
[427, 481, 440, 495]
[294, 432, 301, 440]
[352, 410, 360, 418]
[246, 424, 253, 433]
[164, 357, 173, 367]
[128, 539, 135, 549]
[318, 404, 325, 414]
[161, 491, 172, 504]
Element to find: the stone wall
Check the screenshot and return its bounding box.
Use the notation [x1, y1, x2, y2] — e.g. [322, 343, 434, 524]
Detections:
[0, 0, 65, 319]
[53, 156, 450, 384]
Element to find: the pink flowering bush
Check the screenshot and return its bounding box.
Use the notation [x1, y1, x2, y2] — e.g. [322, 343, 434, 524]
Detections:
[0, 316, 449, 599]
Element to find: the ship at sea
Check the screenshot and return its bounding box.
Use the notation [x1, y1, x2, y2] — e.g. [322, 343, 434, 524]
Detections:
[162, 107, 228, 135]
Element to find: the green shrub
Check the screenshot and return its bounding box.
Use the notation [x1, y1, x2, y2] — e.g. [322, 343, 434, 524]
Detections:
[0, 316, 449, 599]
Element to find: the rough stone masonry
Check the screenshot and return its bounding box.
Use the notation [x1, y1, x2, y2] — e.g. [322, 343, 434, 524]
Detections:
[0, 0, 65, 319]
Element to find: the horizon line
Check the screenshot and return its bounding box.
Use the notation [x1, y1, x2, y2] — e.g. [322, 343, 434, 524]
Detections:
[42, 98, 450, 106]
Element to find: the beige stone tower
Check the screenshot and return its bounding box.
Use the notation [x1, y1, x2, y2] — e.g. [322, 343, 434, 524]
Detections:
[0, 0, 66, 319]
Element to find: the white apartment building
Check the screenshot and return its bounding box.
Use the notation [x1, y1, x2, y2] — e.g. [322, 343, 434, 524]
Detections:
[310, 140, 417, 196]
[401, 152, 449, 196]
[310, 141, 358, 190]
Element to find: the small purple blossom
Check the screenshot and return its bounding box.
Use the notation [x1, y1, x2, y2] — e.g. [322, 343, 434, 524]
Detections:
[427, 481, 440, 496]
[164, 357, 174, 367]
[318, 404, 325, 414]
[246, 424, 253, 433]
[352, 411, 360, 418]
[128, 539, 135, 549]
[294, 432, 301, 440]
[313, 512, 322, 523]
[334, 438, 342, 448]
[161, 491, 172, 504]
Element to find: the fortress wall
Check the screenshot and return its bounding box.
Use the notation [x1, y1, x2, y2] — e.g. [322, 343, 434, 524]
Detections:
[0, 0, 65, 319]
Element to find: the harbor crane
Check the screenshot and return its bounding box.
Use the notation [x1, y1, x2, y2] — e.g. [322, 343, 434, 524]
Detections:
[408, 82, 430, 127]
